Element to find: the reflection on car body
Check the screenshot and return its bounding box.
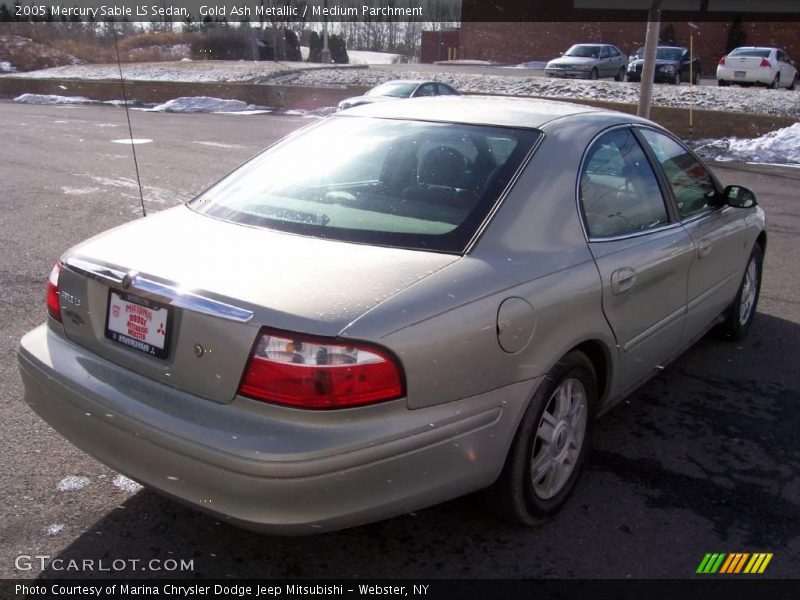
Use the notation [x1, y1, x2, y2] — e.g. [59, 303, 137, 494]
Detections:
[18, 96, 766, 533]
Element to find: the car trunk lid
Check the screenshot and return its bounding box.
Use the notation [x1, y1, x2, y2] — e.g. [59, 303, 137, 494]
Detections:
[57, 206, 458, 403]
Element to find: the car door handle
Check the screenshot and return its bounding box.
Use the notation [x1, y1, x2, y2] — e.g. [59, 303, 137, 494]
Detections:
[611, 268, 637, 295]
[697, 238, 712, 258]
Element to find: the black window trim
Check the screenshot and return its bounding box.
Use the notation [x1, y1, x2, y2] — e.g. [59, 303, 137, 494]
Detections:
[631, 124, 725, 225]
[575, 123, 680, 243]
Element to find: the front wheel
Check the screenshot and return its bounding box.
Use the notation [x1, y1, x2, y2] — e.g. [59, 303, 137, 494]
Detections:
[693, 70, 701, 85]
[589, 68, 599, 80]
[715, 244, 763, 341]
[485, 351, 597, 525]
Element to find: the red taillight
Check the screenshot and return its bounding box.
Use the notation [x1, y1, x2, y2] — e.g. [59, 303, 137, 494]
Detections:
[46, 261, 62, 322]
[719, 57, 726, 66]
[759, 58, 772, 68]
[238, 329, 404, 409]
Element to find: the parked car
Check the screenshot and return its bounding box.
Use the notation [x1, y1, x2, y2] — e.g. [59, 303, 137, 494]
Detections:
[337, 80, 459, 110]
[717, 46, 797, 89]
[626, 45, 701, 84]
[545, 44, 627, 80]
[18, 96, 766, 533]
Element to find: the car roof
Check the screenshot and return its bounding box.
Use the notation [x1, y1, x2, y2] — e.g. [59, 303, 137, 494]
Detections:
[338, 95, 609, 129]
[374, 79, 430, 85]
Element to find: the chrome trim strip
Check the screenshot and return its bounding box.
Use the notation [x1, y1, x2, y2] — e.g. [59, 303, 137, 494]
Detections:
[65, 257, 254, 323]
[686, 273, 735, 312]
[587, 222, 683, 243]
[623, 304, 685, 353]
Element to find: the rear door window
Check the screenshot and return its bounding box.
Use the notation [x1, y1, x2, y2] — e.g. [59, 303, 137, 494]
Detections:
[579, 128, 669, 238]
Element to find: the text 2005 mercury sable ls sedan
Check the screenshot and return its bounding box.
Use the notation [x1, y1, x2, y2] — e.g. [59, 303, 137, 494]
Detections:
[18, 97, 765, 533]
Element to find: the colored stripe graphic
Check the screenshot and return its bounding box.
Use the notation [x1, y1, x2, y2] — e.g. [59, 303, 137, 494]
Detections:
[699, 552, 772, 574]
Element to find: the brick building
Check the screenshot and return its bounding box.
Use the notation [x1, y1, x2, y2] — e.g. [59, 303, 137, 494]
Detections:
[458, 3, 800, 74]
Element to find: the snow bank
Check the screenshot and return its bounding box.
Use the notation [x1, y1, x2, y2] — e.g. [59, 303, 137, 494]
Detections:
[149, 96, 261, 113]
[693, 123, 800, 165]
[14, 93, 98, 105]
[113, 474, 143, 493]
[0, 60, 15, 73]
[347, 50, 402, 65]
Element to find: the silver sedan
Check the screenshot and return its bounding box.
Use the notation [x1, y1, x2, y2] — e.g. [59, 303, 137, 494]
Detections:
[18, 96, 766, 533]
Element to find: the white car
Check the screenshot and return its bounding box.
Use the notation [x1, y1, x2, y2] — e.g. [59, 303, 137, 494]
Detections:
[717, 46, 797, 89]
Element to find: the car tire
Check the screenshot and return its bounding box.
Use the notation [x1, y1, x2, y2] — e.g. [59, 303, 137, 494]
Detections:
[484, 350, 597, 525]
[715, 244, 763, 341]
[693, 70, 701, 85]
[788, 74, 797, 91]
[768, 74, 780, 89]
[626, 74, 638, 82]
[673, 70, 682, 84]
[615, 67, 625, 82]
[718, 79, 729, 87]
[589, 68, 599, 80]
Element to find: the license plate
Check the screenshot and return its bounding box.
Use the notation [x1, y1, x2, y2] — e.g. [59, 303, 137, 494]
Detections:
[105, 290, 171, 359]
[734, 71, 746, 78]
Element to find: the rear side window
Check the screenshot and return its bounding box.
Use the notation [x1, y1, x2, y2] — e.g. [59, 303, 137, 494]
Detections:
[579, 128, 669, 238]
[190, 116, 539, 253]
[639, 129, 718, 219]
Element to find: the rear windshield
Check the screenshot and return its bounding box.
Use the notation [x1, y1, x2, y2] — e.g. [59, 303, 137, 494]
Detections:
[565, 45, 602, 58]
[634, 47, 685, 60]
[189, 116, 540, 253]
[729, 48, 771, 58]
[366, 82, 418, 98]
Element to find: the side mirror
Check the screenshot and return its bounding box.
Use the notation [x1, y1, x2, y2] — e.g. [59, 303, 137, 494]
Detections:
[722, 185, 757, 208]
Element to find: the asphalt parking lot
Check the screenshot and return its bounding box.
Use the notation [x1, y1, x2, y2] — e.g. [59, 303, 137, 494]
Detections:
[1, 101, 798, 579]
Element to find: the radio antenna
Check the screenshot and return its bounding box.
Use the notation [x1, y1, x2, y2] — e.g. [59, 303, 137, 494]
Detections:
[112, 24, 147, 218]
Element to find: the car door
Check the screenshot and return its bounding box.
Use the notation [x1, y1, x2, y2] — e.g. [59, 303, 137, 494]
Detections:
[579, 127, 696, 392]
[599, 45, 612, 76]
[637, 128, 751, 340]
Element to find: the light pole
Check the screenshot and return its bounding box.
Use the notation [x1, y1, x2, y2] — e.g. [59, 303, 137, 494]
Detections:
[321, 0, 331, 63]
[637, 0, 663, 119]
[688, 21, 700, 138]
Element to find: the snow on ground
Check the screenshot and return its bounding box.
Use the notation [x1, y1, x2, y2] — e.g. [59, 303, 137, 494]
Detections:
[14, 93, 98, 106]
[148, 96, 263, 113]
[112, 474, 143, 494]
[43, 524, 65, 536]
[692, 123, 800, 165]
[284, 67, 800, 118]
[347, 50, 403, 65]
[56, 475, 90, 491]
[5, 60, 349, 83]
[0, 60, 15, 73]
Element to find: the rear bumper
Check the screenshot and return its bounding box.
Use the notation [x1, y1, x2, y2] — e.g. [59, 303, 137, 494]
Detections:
[18, 324, 535, 534]
[716, 66, 773, 84]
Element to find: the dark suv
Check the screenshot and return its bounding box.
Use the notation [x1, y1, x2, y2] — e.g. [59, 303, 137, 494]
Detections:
[627, 46, 701, 84]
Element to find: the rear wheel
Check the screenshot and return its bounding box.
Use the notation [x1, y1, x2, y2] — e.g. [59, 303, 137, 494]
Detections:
[673, 70, 682, 84]
[718, 79, 729, 87]
[768, 74, 780, 89]
[485, 351, 597, 525]
[788, 74, 797, 91]
[589, 68, 599, 80]
[615, 67, 625, 82]
[715, 244, 763, 341]
[693, 70, 701, 85]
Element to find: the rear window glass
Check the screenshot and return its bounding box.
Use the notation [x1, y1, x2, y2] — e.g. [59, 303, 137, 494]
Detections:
[189, 116, 540, 253]
[729, 48, 771, 58]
